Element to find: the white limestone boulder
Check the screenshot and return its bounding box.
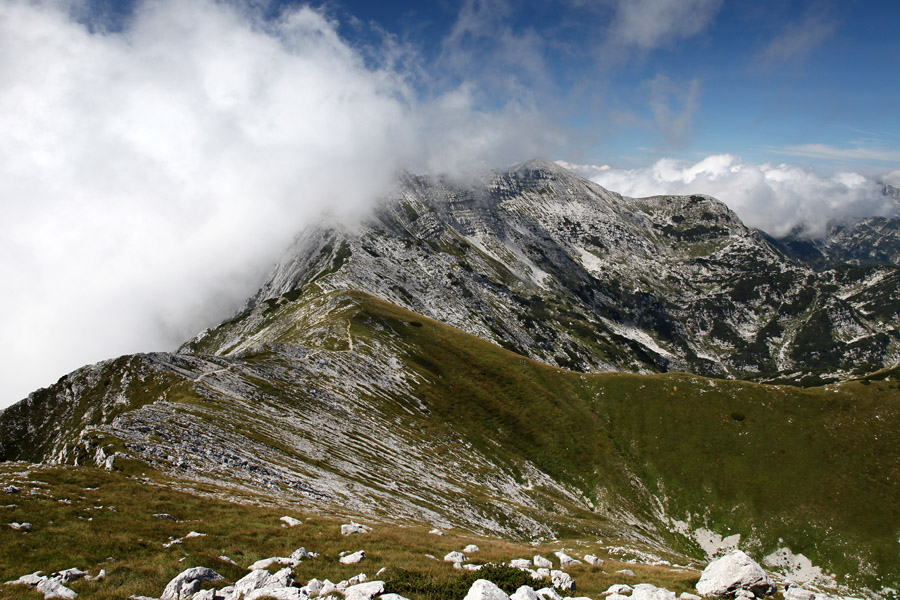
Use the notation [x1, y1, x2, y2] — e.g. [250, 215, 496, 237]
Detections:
[464, 545, 481, 553]
[341, 522, 372, 536]
[232, 569, 277, 599]
[340, 551, 366, 565]
[280, 516, 302, 527]
[550, 570, 575, 592]
[444, 551, 467, 563]
[696, 551, 776, 598]
[631, 584, 676, 600]
[533, 556, 553, 569]
[36, 578, 77, 600]
[245, 588, 309, 600]
[553, 552, 581, 569]
[464, 579, 509, 600]
[602, 585, 633, 596]
[511, 585, 540, 600]
[510, 559, 533, 569]
[784, 587, 816, 600]
[161, 567, 223, 600]
[583, 555, 604, 566]
[343, 580, 384, 600]
[535, 587, 562, 600]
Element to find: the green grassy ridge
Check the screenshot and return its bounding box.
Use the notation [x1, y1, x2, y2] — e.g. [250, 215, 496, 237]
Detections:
[3, 286, 899, 590]
[330, 291, 900, 588]
[0, 464, 699, 600]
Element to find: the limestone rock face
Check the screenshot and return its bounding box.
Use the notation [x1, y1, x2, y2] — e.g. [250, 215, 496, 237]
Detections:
[696, 551, 776, 598]
[161, 567, 223, 600]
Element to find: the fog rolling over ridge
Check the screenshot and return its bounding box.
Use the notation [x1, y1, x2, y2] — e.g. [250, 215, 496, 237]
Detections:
[1, 0, 898, 407]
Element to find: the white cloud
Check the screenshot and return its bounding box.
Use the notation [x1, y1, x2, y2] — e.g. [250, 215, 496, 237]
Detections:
[607, 0, 723, 51]
[755, 11, 836, 68]
[583, 154, 897, 237]
[0, 0, 560, 407]
[647, 74, 702, 148]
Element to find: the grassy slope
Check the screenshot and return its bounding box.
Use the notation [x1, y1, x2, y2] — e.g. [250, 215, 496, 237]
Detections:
[2, 287, 898, 591]
[0, 464, 698, 600]
[339, 292, 900, 588]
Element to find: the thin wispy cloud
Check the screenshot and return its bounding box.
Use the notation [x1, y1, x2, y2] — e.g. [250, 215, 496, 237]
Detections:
[755, 9, 836, 69]
[606, 0, 723, 51]
[646, 74, 702, 148]
[772, 143, 900, 164]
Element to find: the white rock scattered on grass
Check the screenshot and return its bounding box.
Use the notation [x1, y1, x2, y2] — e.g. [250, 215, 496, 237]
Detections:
[184, 531, 206, 539]
[305, 578, 324, 597]
[154, 513, 177, 521]
[533, 556, 553, 569]
[607, 594, 631, 600]
[9, 521, 32, 530]
[161, 567, 223, 600]
[291, 547, 312, 560]
[536, 587, 563, 600]
[536, 569, 550, 579]
[219, 556, 239, 566]
[3, 485, 21, 493]
[340, 550, 366, 565]
[464, 544, 480, 553]
[37, 578, 78, 600]
[280, 516, 302, 527]
[248, 557, 302, 571]
[58, 569, 87, 584]
[319, 579, 338, 597]
[784, 587, 816, 600]
[348, 574, 367, 586]
[342, 522, 372, 536]
[511, 585, 540, 600]
[245, 588, 308, 600]
[583, 555, 604, 566]
[461, 564, 483, 571]
[376, 568, 387, 577]
[554, 552, 580, 569]
[463, 579, 509, 600]
[550, 570, 575, 592]
[603, 584, 633, 596]
[344, 580, 384, 600]
[232, 569, 278, 599]
[444, 551, 467, 563]
[631, 583, 676, 600]
[510, 559, 533, 569]
[429, 528, 444, 536]
[616, 570, 635, 577]
[695, 550, 776, 598]
[379, 594, 411, 600]
[6, 571, 47, 586]
[679, 594, 700, 600]
[526, 569, 542, 581]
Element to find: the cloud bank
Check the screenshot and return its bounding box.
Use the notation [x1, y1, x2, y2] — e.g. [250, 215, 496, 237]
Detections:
[0, 0, 559, 407]
[583, 154, 898, 237]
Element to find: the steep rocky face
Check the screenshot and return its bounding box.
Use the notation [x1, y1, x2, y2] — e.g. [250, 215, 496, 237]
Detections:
[199, 159, 899, 385]
[775, 216, 900, 270]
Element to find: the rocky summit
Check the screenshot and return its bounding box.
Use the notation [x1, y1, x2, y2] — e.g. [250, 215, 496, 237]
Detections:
[1, 160, 899, 599]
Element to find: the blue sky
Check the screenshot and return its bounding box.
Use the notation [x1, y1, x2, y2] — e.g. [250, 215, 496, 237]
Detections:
[1, 0, 898, 406]
[320, 0, 900, 171]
